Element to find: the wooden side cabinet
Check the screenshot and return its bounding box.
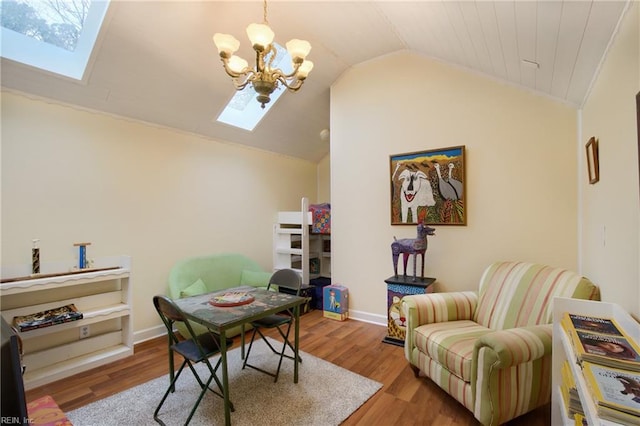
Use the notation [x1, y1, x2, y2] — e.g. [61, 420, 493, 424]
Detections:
[383, 275, 435, 346]
[0, 255, 133, 389]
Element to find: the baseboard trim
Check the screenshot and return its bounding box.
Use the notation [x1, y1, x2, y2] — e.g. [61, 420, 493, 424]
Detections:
[133, 311, 387, 345]
[342, 310, 387, 327]
[134, 324, 166, 344]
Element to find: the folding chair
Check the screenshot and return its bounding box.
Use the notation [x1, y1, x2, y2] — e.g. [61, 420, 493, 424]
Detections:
[152, 295, 234, 425]
[242, 269, 303, 382]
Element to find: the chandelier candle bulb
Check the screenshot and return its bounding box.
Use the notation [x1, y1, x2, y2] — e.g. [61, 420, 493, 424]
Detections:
[297, 61, 313, 79]
[246, 23, 274, 50]
[286, 39, 311, 62]
[213, 33, 239, 57]
[228, 56, 248, 74]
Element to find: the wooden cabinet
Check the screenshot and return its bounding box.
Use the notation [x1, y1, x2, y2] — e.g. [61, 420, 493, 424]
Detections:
[552, 297, 639, 425]
[0, 256, 133, 390]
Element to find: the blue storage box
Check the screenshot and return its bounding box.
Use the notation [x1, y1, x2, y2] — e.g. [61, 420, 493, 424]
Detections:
[310, 276, 331, 310]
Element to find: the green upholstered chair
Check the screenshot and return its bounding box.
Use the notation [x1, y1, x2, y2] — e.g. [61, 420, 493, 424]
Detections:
[168, 253, 272, 338]
[402, 261, 600, 426]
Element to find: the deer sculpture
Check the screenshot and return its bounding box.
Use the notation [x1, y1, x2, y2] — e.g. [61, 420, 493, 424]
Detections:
[391, 222, 436, 281]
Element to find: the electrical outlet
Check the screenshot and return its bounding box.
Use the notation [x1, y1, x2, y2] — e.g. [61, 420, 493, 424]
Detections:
[79, 325, 90, 339]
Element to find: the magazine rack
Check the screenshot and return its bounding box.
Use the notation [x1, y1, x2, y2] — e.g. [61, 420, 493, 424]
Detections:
[0, 255, 133, 390]
[552, 297, 640, 425]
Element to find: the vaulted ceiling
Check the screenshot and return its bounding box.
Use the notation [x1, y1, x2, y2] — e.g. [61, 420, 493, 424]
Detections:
[0, 1, 631, 162]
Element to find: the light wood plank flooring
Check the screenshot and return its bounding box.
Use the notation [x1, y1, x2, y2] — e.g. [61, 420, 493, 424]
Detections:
[26, 310, 549, 425]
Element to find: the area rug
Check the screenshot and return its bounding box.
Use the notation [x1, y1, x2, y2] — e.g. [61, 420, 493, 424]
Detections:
[67, 337, 382, 426]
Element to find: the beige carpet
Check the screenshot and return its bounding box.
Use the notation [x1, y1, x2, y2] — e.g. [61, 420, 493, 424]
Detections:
[67, 337, 382, 426]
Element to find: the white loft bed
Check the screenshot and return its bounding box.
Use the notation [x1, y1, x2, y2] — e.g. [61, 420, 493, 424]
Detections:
[273, 197, 331, 285]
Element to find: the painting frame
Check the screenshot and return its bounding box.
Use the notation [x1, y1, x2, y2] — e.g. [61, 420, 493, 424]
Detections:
[586, 137, 599, 184]
[390, 145, 466, 226]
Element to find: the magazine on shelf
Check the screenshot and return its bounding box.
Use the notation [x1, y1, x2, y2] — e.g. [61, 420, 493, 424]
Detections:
[562, 313, 625, 337]
[582, 361, 640, 420]
[13, 304, 83, 332]
[597, 405, 640, 425]
[561, 359, 584, 418]
[562, 312, 640, 371]
[569, 329, 640, 371]
[573, 412, 588, 426]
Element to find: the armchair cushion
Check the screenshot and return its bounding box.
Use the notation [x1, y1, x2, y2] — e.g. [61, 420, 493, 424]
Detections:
[415, 320, 492, 382]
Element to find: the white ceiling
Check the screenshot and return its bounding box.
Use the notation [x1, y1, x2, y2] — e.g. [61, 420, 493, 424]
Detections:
[0, 1, 631, 163]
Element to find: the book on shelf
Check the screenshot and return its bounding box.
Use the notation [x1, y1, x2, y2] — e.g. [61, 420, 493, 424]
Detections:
[581, 361, 640, 423]
[13, 304, 83, 332]
[562, 312, 640, 372]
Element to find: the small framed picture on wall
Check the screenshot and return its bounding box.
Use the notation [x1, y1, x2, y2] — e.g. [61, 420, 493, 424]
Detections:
[586, 137, 599, 184]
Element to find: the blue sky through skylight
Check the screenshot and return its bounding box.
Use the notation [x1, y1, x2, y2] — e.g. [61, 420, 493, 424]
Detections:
[0, 0, 110, 80]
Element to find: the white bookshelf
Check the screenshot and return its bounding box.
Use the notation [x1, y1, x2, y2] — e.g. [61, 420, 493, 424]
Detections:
[552, 297, 640, 426]
[0, 255, 133, 390]
[273, 197, 330, 284]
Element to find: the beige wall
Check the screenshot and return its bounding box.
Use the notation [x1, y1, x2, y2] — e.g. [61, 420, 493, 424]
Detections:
[331, 51, 578, 321]
[580, 2, 640, 317]
[0, 92, 317, 334]
[317, 153, 330, 203]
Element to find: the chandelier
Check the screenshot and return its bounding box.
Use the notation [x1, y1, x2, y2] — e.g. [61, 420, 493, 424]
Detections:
[213, 0, 313, 108]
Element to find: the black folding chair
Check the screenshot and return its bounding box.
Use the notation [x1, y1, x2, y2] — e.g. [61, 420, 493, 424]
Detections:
[242, 269, 302, 382]
[152, 295, 234, 425]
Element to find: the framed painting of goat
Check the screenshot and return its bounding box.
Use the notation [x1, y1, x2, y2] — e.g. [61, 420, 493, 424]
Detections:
[390, 146, 466, 225]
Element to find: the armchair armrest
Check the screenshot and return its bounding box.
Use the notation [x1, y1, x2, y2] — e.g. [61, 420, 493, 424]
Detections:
[473, 324, 553, 368]
[471, 324, 553, 426]
[402, 291, 478, 360]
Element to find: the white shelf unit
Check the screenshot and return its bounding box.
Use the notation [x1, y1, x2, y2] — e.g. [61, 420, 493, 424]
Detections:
[0, 256, 133, 390]
[552, 297, 640, 426]
[273, 197, 330, 284]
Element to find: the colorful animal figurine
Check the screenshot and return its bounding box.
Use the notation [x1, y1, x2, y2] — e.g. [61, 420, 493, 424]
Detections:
[391, 222, 435, 281]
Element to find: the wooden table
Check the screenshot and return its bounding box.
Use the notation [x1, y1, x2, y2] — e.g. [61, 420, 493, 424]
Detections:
[175, 287, 306, 426]
[383, 275, 436, 346]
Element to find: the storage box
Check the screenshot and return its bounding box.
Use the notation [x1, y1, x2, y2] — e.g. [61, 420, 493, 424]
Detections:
[323, 310, 349, 321]
[310, 276, 331, 310]
[279, 285, 314, 315]
[323, 285, 348, 320]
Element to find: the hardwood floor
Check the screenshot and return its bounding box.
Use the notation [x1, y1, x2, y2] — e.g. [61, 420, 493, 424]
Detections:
[26, 310, 550, 425]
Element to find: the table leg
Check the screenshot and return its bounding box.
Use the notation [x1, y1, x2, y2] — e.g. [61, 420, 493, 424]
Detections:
[220, 329, 231, 426]
[294, 303, 300, 384]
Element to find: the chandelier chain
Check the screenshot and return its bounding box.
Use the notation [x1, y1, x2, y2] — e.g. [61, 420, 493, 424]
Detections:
[263, 0, 269, 25]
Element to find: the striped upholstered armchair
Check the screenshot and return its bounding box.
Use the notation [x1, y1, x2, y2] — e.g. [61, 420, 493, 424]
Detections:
[402, 261, 599, 425]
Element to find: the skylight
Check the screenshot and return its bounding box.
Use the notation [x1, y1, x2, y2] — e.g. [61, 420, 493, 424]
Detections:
[0, 0, 110, 80]
[216, 43, 293, 131]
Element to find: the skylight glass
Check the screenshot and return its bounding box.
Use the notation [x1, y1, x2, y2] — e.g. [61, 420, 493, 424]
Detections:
[216, 43, 293, 131]
[0, 0, 110, 80]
